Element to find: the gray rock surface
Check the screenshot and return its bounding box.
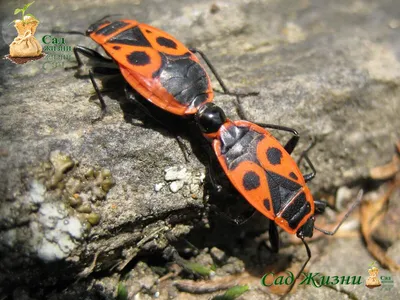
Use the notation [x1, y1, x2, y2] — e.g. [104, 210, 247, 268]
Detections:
[0, 0, 399, 299]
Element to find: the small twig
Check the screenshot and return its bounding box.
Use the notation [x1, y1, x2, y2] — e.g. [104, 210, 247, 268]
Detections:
[174, 277, 239, 294]
[360, 181, 400, 272]
[159, 264, 182, 282]
[77, 250, 101, 278]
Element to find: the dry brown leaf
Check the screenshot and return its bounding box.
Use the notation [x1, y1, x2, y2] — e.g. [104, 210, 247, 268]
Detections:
[360, 182, 400, 272]
[369, 156, 399, 179]
[369, 141, 400, 179]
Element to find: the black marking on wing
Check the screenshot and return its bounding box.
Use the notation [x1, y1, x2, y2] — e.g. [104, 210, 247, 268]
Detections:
[96, 21, 128, 36]
[156, 37, 177, 49]
[243, 171, 260, 190]
[267, 147, 282, 165]
[108, 26, 151, 46]
[266, 171, 301, 215]
[127, 51, 151, 66]
[281, 192, 311, 229]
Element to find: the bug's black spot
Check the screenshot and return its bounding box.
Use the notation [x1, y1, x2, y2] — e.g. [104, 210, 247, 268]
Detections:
[243, 171, 260, 190]
[267, 147, 282, 165]
[108, 26, 151, 47]
[289, 172, 298, 180]
[263, 198, 270, 211]
[127, 51, 150, 66]
[146, 29, 152, 33]
[96, 21, 128, 36]
[156, 36, 177, 49]
[113, 46, 121, 50]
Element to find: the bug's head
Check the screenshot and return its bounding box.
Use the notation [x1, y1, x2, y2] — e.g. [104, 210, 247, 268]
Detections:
[86, 20, 111, 36]
[296, 215, 315, 238]
[86, 14, 123, 36]
[195, 103, 227, 134]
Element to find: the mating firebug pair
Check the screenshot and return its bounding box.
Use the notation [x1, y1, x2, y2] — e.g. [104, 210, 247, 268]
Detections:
[68, 16, 361, 294]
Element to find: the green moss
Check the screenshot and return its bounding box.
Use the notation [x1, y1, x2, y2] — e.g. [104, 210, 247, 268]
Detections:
[212, 285, 249, 300]
[183, 262, 212, 277]
[101, 178, 114, 192]
[48, 151, 75, 188]
[117, 282, 128, 300]
[30, 151, 116, 230]
[68, 195, 82, 207]
[76, 203, 92, 213]
[86, 213, 101, 225]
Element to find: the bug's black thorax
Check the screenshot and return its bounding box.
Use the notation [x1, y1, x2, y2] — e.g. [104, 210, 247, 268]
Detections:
[195, 103, 227, 135]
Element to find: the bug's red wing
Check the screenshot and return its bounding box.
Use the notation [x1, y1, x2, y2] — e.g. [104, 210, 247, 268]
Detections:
[90, 20, 213, 115]
[213, 121, 314, 233]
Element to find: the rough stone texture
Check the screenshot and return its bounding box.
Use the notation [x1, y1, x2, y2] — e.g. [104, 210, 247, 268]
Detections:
[0, 0, 399, 299]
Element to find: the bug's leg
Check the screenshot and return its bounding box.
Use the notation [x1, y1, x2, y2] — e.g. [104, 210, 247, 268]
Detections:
[253, 124, 317, 180]
[257, 220, 279, 263]
[208, 202, 256, 225]
[314, 199, 327, 214]
[91, 66, 121, 75]
[88, 69, 107, 116]
[72, 45, 113, 68]
[69, 46, 117, 117]
[206, 156, 223, 194]
[253, 123, 318, 180]
[80, 66, 121, 121]
[124, 85, 190, 162]
[314, 189, 363, 235]
[189, 48, 259, 97]
[206, 156, 256, 225]
[299, 154, 316, 182]
[207, 156, 257, 225]
[284, 237, 311, 295]
[296, 138, 317, 182]
[268, 221, 280, 253]
[284, 191, 363, 295]
[253, 123, 300, 155]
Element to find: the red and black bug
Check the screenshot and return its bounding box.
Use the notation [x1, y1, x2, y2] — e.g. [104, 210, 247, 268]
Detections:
[194, 103, 362, 294]
[67, 17, 253, 118]
[85, 19, 215, 116]
[60, 16, 255, 159]
[61, 16, 360, 294]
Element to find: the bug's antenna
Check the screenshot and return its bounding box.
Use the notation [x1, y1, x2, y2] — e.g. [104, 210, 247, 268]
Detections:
[314, 189, 363, 235]
[51, 29, 85, 35]
[93, 14, 123, 24]
[51, 14, 124, 36]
